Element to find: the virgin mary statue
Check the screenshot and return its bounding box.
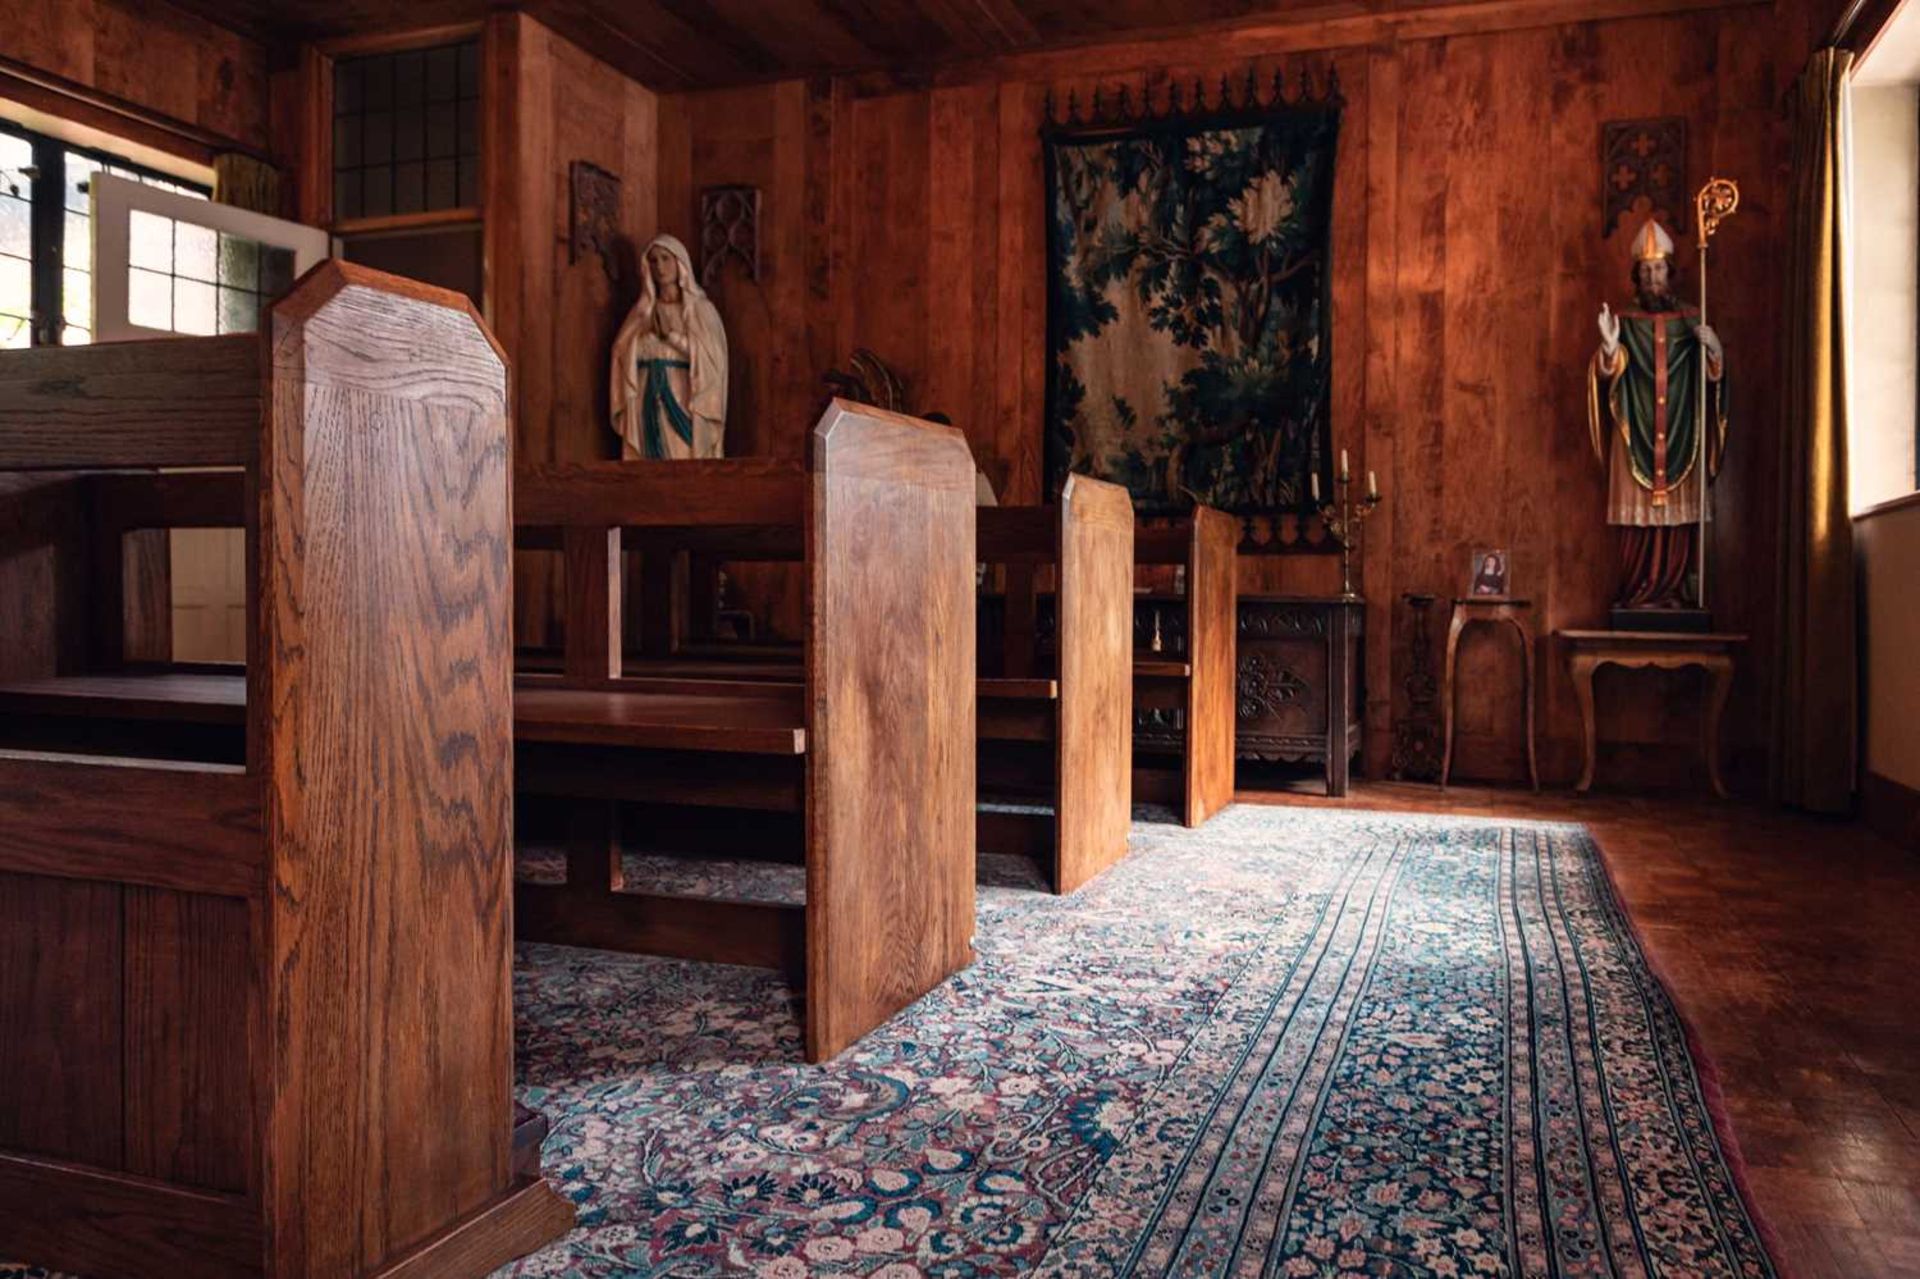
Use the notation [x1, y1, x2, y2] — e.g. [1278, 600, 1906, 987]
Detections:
[609, 234, 728, 459]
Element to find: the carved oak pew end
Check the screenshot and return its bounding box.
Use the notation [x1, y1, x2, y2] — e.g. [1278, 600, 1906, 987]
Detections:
[0, 261, 571, 1278]
[977, 475, 1134, 894]
[514, 398, 976, 1062]
[1132, 506, 1239, 828]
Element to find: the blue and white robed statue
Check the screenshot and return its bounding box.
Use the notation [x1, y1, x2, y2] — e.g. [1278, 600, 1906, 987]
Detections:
[609, 233, 728, 459]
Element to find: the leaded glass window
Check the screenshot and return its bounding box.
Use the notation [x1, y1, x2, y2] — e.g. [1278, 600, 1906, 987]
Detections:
[332, 39, 481, 221]
[0, 118, 209, 347]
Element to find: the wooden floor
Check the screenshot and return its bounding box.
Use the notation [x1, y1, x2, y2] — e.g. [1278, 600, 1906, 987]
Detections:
[1236, 780, 1920, 1278]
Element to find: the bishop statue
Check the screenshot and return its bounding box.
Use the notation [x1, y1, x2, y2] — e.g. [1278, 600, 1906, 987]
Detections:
[1587, 219, 1727, 610]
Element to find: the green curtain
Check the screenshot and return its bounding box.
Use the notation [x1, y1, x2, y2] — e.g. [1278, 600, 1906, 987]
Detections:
[1772, 47, 1856, 813]
[212, 151, 283, 216]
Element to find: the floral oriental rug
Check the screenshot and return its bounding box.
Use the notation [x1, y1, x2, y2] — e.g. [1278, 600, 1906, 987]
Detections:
[496, 806, 1781, 1279]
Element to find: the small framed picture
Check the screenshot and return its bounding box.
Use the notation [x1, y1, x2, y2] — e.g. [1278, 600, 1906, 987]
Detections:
[1469, 548, 1510, 597]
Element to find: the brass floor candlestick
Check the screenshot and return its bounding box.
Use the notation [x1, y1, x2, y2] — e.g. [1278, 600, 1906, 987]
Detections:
[1314, 459, 1382, 599]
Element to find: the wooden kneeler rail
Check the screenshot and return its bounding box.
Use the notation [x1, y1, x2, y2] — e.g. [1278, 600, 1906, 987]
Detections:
[976, 475, 1134, 893]
[0, 263, 572, 1277]
[513, 400, 977, 1061]
[1133, 507, 1239, 827]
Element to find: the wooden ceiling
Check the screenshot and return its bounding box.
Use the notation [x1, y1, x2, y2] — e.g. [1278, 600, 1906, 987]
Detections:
[173, 0, 1330, 91]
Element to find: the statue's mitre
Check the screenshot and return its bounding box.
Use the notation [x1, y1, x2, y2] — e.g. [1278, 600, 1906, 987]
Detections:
[1633, 219, 1676, 263]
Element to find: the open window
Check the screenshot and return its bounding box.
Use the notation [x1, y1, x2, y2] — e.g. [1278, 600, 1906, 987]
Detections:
[90, 174, 330, 342]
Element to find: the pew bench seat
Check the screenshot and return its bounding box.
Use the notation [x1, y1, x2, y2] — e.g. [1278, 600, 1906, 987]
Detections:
[0, 672, 810, 757]
[1133, 659, 1194, 679]
[514, 683, 807, 754]
[0, 671, 245, 724]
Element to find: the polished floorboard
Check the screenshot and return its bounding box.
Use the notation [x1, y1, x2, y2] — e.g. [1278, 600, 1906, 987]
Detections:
[1235, 780, 1920, 1279]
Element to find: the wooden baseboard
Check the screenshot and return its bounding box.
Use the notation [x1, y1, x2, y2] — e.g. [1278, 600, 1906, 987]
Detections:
[1862, 770, 1920, 852]
[371, 1176, 575, 1279]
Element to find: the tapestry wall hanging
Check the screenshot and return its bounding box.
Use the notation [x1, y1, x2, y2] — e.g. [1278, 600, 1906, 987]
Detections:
[1044, 74, 1341, 531]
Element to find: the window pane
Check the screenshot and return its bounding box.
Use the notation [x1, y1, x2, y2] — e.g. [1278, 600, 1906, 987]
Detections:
[128, 265, 172, 328]
[218, 285, 259, 334]
[426, 159, 456, 210]
[0, 131, 30, 173]
[218, 234, 258, 290]
[0, 313, 28, 349]
[176, 220, 217, 283]
[394, 161, 424, 215]
[61, 325, 90, 346]
[0, 253, 28, 317]
[363, 167, 392, 218]
[173, 277, 216, 335]
[64, 156, 95, 212]
[0, 194, 27, 257]
[130, 209, 174, 271]
[363, 112, 394, 166]
[334, 170, 363, 221]
[63, 267, 91, 330]
[261, 247, 295, 297]
[63, 209, 89, 270]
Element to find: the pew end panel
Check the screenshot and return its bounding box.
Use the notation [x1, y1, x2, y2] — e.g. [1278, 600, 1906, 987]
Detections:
[1053, 475, 1134, 894]
[0, 262, 571, 1279]
[805, 400, 977, 1061]
[260, 262, 566, 1274]
[1186, 508, 1239, 827]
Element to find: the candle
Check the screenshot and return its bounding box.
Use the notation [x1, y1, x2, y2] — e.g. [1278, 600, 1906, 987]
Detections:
[1339, 449, 1350, 482]
[1310, 472, 1321, 503]
[1367, 470, 1379, 501]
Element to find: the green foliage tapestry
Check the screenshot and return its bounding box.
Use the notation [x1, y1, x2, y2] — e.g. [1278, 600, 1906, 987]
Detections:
[1045, 103, 1340, 523]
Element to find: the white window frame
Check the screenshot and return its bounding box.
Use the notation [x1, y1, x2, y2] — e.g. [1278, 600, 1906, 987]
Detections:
[91, 174, 333, 342]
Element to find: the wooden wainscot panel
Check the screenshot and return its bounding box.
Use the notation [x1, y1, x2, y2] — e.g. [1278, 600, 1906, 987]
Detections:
[806, 399, 977, 1061]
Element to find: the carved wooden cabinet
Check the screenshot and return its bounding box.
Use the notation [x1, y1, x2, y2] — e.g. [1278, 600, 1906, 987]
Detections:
[1234, 594, 1364, 796]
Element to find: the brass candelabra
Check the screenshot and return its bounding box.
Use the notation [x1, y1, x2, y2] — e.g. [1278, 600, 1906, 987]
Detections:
[1314, 459, 1382, 599]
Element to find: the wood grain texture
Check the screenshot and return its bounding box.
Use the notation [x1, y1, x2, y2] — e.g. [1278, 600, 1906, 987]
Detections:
[518, 461, 808, 528]
[259, 260, 534, 1273]
[1185, 508, 1239, 826]
[0, 1152, 260, 1279]
[0, 753, 260, 897]
[0, 336, 260, 471]
[1054, 475, 1133, 893]
[369, 1177, 578, 1279]
[123, 888, 254, 1193]
[515, 685, 807, 754]
[648, 0, 1834, 792]
[805, 399, 976, 1061]
[514, 884, 807, 971]
[0, 871, 123, 1169]
[3, 0, 271, 154]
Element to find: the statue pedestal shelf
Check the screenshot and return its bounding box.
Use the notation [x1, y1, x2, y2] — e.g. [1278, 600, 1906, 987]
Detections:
[1559, 628, 1747, 798]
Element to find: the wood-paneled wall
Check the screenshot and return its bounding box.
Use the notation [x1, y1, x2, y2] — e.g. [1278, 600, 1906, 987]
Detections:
[4, 0, 270, 152]
[657, 0, 1835, 789]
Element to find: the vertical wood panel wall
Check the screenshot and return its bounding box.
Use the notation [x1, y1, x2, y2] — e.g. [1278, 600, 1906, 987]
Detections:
[654, 0, 1835, 788]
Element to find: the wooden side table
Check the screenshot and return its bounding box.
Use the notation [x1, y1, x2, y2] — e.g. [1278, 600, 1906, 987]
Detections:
[1441, 596, 1539, 790]
[1559, 629, 1747, 798]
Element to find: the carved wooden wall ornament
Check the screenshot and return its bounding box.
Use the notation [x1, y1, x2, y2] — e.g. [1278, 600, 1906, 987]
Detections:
[1601, 117, 1686, 238]
[569, 160, 621, 280]
[700, 184, 761, 287]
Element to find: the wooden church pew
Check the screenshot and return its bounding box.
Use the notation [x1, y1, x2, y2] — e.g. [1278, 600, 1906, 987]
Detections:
[511, 400, 977, 1062]
[0, 263, 572, 1278]
[975, 475, 1133, 894]
[1132, 508, 1240, 827]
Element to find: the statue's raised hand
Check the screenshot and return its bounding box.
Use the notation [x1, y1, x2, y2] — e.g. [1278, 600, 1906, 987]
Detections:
[1597, 304, 1621, 357]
